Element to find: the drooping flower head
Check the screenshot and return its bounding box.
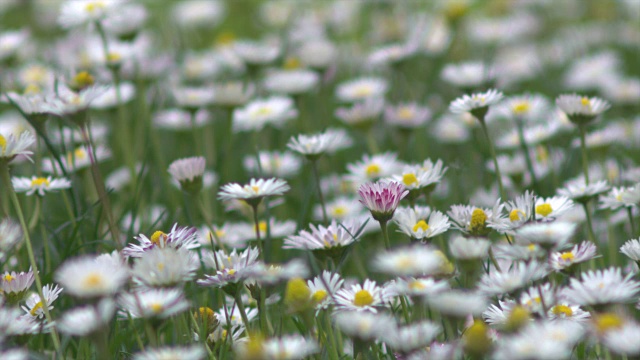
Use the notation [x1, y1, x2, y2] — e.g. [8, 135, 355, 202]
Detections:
[358, 181, 408, 222]
[168, 156, 206, 195]
[556, 94, 611, 126]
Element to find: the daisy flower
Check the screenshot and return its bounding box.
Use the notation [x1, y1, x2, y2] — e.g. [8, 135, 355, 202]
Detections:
[283, 219, 363, 251]
[600, 186, 638, 210]
[602, 321, 640, 357]
[549, 241, 597, 272]
[198, 247, 259, 289]
[358, 181, 408, 222]
[333, 311, 395, 341]
[334, 279, 391, 313]
[244, 259, 310, 286]
[336, 77, 388, 102]
[426, 290, 488, 318]
[1, 270, 34, 304]
[168, 156, 206, 194]
[448, 200, 504, 237]
[172, 86, 215, 110]
[118, 288, 190, 319]
[393, 206, 451, 241]
[449, 236, 491, 260]
[373, 245, 445, 277]
[441, 61, 495, 90]
[134, 346, 205, 360]
[123, 223, 200, 258]
[233, 39, 280, 65]
[534, 195, 574, 220]
[307, 271, 343, 309]
[211, 82, 255, 108]
[556, 94, 611, 126]
[519, 283, 556, 315]
[335, 98, 385, 129]
[560, 267, 640, 306]
[0, 131, 35, 163]
[558, 178, 610, 204]
[58, 0, 123, 28]
[384, 102, 432, 129]
[314, 196, 364, 221]
[493, 320, 585, 360]
[153, 108, 211, 130]
[57, 299, 116, 337]
[515, 221, 577, 250]
[21, 284, 63, 319]
[55, 255, 129, 298]
[489, 191, 535, 234]
[449, 89, 504, 120]
[132, 247, 199, 288]
[390, 277, 450, 297]
[483, 300, 516, 327]
[620, 238, 640, 262]
[11, 176, 71, 196]
[243, 151, 302, 178]
[382, 321, 441, 354]
[236, 218, 296, 242]
[547, 303, 591, 322]
[347, 152, 400, 184]
[478, 261, 548, 297]
[263, 69, 319, 95]
[287, 129, 352, 159]
[232, 97, 297, 132]
[42, 145, 111, 174]
[218, 178, 290, 206]
[43, 85, 109, 120]
[261, 335, 319, 360]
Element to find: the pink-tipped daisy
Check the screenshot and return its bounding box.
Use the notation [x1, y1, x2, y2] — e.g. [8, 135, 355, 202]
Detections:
[358, 181, 408, 222]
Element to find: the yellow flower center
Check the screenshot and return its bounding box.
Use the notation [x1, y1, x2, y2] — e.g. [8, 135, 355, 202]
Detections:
[85, 1, 106, 13]
[23, 65, 47, 84]
[254, 106, 273, 117]
[256, 221, 268, 233]
[527, 244, 537, 251]
[3, 274, 15, 282]
[73, 71, 94, 88]
[311, 290, 327, 303]
[402, 173, 418, 186]
[251, 185, 260, 193]
[107, 52, 122, 63]
[227, 269, 236, 275]
[412, 220, 429, 232]
[580, 97, 591, 107]
[560, 252, 574, 261]
[594, 313, 624, 334]
[470, 208, 487, 233]
[197, 307, 215, 323]
[512, 102, 530, 114]
[409, 280, 426, 290]
[536, 145, 548, 164]
[24, 84, 41, 94]
[397, 107, 414, 120]
[551, 305, 573, 317]
[83, 272, 104, 289]
[215, 31, 236, 46]
[157, 263, 165, 271]
[283, 57, 301, 70]
[31, 177, 50, 187]
[353, 85, 373, 98]
[509, 209, 525, 222]
[67, 148, 87, 164]
[0, 135, 7, 153]
[365, 164, 381, 177]
[150, 303, 164, 314]
[215, 230, 225, 238]
[30, 301, 43, 316]
[535, 203, 553, 217]
[332, 206, 346, 216]
[506, 306, 530, 330]
[353, 289, 374, 307]
[150, 230, 167, 245]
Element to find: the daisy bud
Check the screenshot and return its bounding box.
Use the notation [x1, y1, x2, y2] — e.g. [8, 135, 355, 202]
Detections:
[168, 156, 206, 195]
[193, 307, 219, 333]
[463, 320, 492, 358]
[284, 278, 312, 313]
[358, 181, 408, 223]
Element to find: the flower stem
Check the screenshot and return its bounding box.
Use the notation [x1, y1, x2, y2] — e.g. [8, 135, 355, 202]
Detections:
[628, 207, 636, 237]
[515, 117, 538, 189]
[578, 125, 590, 185]
[311, 160, 328, 225]
[380, 220, 391, 249]
[233, 291, 252, 333]
[479, 120, 506, 200]
[250, 204, 264, 261]
[0, 163, 61, 352]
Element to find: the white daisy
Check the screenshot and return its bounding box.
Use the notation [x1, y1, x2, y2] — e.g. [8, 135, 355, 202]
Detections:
[558, 178, 610, 203]
[549, 241, 598, 271]
[21, 284, 63, 319]
[55, 255, 129, 298]
[393, 206, 450, 240]
[1, 270, 34, 303]
[314, 196, 365, 221]
[346, 152, 400, 184]
[449, 236, 491, 260]
[534, 195, 574, 220]
[449, 89, 504, 120]
[263, 69, 319, 95]
[372, 245, 445, 277]
[287, 129, 352, 159]
[336, 77, 388, 102]
[560, 267, 640, 306]
[307, 271, 343, 309]
[334, 279, 390, 313]
[232, 97, 297, 132]
[0, 131, 35, 162]
[261, 335, 319, 360]
[335, 98, 385, 129]
[11, 176, 71, 196]
[441, 61, 495, 90]
[123, 223, 200, 258]
[218, 178, 290, 205]
[390, 277, 450, 297]
[384, 103, 432, 129]
[620, 238, 640, 261]
[198, 247, 259, 288]
[58, 0, 123, 28]
[382, 320, 441, 353]
[153, 108, 211, 131]
[118, 288, 190, 319]
[168, 156, 206, 193]
[556, 94, 611, 125]
[478, 261, 548, 296]
[233, 39, 280, 65]
[547, 303, 591, 323]
[243, 151, 302, 178]
[283, 219, 362, 251]
[447, 200, 504, 236]
[426, 290, 488, 318]
[133, 346, 206, 360]
[172, 86, 215, 110]
[515, 221, 577, 250]
[333, 311, 395, 341]
[489, 191, 535, 234]
[132, 247, 199, 288]
[602, 321, 640, 356]
[600, 186, 638, 210]
[57, 299, 116, 337]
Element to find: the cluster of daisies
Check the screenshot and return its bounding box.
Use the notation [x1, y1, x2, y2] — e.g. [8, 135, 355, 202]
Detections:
[0, 0, 639, 359]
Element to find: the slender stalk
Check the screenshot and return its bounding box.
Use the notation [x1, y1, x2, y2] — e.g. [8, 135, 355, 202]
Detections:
[488, 248, 502, 273]
[515, 117, 538, 189]
[233, 292, 252, 333]
[380, 220, 391, 249]
[189, 110, 205, 156]
[628, 207, 636, 237]
[365, 128, 379, 154]
[250, 204, 264, 260]
[582, 203, 597, 244]
[80, 125, 121, 244]
[0, 164, 61, 351]
[398, 296, 411, 323]
[311, 160, 328, 225]
[144, 321, 158, 347]
[479, 120, 506, 200]
[578, 125, 590, 185]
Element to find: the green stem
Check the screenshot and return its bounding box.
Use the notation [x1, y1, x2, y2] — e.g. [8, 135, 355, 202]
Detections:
[144, 321, 158, 347]
[479, 120, 506, 200]
[578, 125, 590, 185]
[233, 291, 252, 333]
[515, 117, 538, 189]
[250, 204, 264, 261]
[398, 296, 411, 323]
[582, 203, 597, 244]
[365, 128, 379, 154]
[311, 160, 328, 225]
[0, 163, 61, 352]
[380, 220, 391, 249]
[628, 207, 636, 237]
[488, 248, 502, 273]
[189, 109, 205, 156]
